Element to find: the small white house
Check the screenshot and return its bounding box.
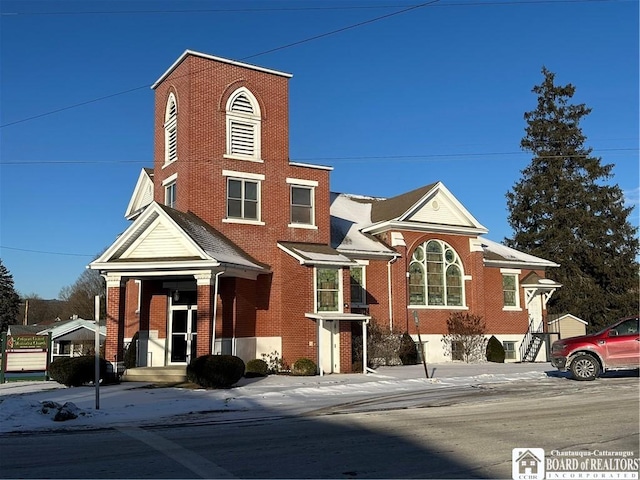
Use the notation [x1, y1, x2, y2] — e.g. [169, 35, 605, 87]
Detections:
[9, 318, 106, 361]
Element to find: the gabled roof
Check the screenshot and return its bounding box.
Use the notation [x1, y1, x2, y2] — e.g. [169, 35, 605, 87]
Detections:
[330, 193, 398, 257]
[90, 202, 268, 276]
[125, 168, 154, 220]
[37, 318, 106, 340]
[278, 242, 357, 267]
[548, 313, 588, 325]
[482, 239, 560, 269]
[152, 50, 292, 90]
[360, 182, 488, 236]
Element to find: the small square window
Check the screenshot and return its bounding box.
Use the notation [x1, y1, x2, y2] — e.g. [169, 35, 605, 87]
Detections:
[504, 341, 516, 360]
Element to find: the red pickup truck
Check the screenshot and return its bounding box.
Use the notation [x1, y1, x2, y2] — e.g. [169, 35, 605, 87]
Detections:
[550, 316, 639, 380]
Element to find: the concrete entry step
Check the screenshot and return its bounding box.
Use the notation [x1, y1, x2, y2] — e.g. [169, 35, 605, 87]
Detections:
[122, 366, 187, 383]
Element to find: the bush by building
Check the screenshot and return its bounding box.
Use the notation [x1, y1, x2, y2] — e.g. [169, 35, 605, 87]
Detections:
[48, 356, 109, 387]
[186, 355, 245, 388]
[291, 358, 317, 376]
[245, 358, 269, 378]
[485, 335, 506, 363]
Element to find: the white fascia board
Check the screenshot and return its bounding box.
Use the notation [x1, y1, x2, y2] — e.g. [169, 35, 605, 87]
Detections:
[277, 243, 307, 265]
[152, 50, 292, 89]
[90, 260, 223, 273]
[484, 259, 560, 269]
[288, 161, 334, 171]
[336, 248, 400, 259]
[362, 220, 489, 237]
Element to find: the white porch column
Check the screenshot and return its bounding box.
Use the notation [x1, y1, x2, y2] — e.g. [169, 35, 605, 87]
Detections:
[318, 318, 324, 377]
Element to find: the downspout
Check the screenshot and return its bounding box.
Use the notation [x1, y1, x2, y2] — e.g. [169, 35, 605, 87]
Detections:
[211, 270, 224, 355]
[387, 256, 398, 332]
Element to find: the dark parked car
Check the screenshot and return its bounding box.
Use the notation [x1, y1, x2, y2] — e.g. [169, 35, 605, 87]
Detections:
[551, 316, 639, 381]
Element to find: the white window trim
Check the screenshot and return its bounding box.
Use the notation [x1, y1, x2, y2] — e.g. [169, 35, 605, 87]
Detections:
[222, 170, 265, 181]
[164, 179, 177, 209]
[288, 182, 317, 229]
[314, 267, 343, 314]
[224, 88, 262, 163]
[224, 175, 263, 224]
[350, 261, 368, 308]
[500, 268, 522, 311]
[162, 173, 178, 186]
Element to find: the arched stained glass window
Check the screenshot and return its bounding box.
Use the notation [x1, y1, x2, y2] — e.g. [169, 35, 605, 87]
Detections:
[409, 240, 465, 307]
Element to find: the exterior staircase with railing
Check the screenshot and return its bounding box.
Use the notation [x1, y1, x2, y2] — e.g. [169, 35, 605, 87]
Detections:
[520, 318, 546, 362]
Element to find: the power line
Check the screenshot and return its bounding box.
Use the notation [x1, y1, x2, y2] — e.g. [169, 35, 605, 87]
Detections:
[0, 0, 625, 129]
[0, 0, 625, 16]
[0, 246, 95, 257]
[0, 148, 636, 166]
[0, 1, 439, 129]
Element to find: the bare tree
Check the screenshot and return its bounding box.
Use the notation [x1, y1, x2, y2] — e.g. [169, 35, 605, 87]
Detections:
[59, 268, 105, 319]
[441, 313, 487, 363]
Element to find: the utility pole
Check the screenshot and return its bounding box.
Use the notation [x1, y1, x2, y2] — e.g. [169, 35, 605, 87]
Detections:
[412, 310, 429, 379]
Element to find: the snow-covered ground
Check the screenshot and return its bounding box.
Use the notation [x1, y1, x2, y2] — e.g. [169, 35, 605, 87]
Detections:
[0, 362, 553, 434]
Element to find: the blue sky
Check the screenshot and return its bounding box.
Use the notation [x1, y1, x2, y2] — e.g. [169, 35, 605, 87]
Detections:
[1, 0, 638, 300]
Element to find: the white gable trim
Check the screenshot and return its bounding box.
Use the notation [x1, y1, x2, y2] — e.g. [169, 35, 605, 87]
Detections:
[399, 182, 488, 232]
[91, 202, 209, 267]
[152, 50, 292, 89]
[124, 168, 154, 220]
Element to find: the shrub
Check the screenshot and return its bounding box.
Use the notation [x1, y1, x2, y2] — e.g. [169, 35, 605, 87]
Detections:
[245, 359, 268, 378]
[48, 356, 109, 387]
[186, 355, 245, 388]
[291, 358, 317, 376]
[441, 312, 487, 363]
[398, 332, 418, 365]
[486, 335, 506, 363]
[124, 332, 139, 369]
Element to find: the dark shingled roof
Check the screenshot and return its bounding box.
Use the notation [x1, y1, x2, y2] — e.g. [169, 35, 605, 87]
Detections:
[158, 204, 269, 272]
[370, 183, 437, 223]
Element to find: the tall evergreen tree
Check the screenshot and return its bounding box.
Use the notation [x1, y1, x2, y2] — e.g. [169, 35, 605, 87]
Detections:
[506, 67, 638, 331]
[0, 259, 21, 332]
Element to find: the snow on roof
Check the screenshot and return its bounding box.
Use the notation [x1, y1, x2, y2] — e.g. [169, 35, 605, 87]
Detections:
[481, 238, 559, 268]
[330, 193, 395, 256]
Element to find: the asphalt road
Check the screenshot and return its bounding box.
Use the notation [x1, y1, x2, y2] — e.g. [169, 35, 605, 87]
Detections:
[1, 373, 638, 479]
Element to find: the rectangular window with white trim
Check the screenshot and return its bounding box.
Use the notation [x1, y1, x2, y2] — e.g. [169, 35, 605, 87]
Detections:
[350, 265, 366, 306]
[227, 178, 259, 221]
[316, 268, 341, 312]
[502, 273, 520, 309]
[287, 178, 318, 228]
[164, 181, 176, 209]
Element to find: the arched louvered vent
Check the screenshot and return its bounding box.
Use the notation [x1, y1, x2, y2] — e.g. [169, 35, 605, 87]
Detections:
[230, 94, 254, 114]
[225, 88, 261, 161]
[165, 94, 178, 164]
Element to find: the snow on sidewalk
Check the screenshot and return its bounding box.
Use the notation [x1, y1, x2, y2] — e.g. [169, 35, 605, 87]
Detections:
[0, 363, 553, 434]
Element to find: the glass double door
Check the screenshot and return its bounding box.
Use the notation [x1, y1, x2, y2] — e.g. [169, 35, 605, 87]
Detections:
[170, 306, 197, 364]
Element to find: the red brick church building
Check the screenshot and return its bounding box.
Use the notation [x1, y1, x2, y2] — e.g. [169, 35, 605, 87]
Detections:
[90, 50, 560, 374]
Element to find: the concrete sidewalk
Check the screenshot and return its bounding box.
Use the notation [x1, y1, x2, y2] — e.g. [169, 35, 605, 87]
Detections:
[234, 361, 554, 389]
